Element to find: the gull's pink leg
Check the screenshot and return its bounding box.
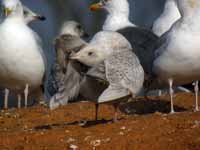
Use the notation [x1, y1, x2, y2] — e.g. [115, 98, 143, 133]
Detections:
[24, 84, 29, 108]
[168, 79, 175, 114]
[113, 103, 119, 123]
[17, 94, 21, 109]
[4, 89, 9, 109]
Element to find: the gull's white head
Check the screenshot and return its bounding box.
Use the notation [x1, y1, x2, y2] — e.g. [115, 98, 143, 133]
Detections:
[90, 0, 129, 15]
[23, 6, 46, 24]
[176, 0, 200, 17]
[89, 0, 134, 31]
[2, 0, 23, 17]
[59, 21, 88, 37]
[70, 31, 132, 67]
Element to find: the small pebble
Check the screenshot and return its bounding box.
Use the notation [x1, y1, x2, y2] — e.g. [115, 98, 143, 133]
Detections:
[120, 126, 126, 130]
[69, 144, 78, 150]
[90, 139, 101, 147]
[67, 137, 76, 143]
[119, 131, 124, 135]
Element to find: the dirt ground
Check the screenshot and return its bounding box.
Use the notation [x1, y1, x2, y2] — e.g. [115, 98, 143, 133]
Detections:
[0, 92, 200, 150]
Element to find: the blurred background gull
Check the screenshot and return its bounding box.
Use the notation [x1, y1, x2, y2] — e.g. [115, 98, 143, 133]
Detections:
[0, 0, 165, 107]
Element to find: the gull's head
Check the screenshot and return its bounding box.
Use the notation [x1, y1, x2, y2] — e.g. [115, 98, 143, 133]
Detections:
[23, 6, 46, 24]
[2, 0, 23, 17]
[176, 0, 200, 16]
[90, 0, 129, 14]
[59, 21, 88, 37]
[70, 31, 132, 67]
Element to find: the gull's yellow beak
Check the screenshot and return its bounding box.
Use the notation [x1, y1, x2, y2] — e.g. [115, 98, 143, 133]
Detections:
[4, 8, 12, 17]
[90, 2, 103, 11]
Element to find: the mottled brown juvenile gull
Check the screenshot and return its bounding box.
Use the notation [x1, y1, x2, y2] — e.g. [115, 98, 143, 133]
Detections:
[48, 21, 90, 110]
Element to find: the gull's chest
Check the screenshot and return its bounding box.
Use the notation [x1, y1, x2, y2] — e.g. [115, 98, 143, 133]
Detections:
[153, 31, 200, 84]
[0, 22, 45, 90]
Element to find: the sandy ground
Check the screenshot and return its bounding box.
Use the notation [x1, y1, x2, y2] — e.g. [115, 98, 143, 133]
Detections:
[0, 92, 200, 150]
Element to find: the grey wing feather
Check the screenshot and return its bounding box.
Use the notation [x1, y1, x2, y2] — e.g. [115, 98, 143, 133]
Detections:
[154, 31, 168, 59]
[86, 63, 106, 80]
[117, 27, 159, 75]
[49, 62, 82, 110]
[47, 34, 86, 97]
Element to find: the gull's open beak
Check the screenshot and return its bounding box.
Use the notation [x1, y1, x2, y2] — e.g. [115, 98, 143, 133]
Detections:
[90, 2, 103, 11]
[4, 8, 12, 17]
[34, 15, 46, 21]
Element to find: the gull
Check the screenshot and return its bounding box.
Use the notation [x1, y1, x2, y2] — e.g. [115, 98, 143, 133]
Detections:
[152, 0, 193, 95]
[89, 0, 192, 97]
[48, 21, 88, 110]
[89, 0, 158, 85]
[71, 31, 144, 122]
[150, 0, 200, 113]
[152, 0, 181, 37]
[0, 0, 46, 109]
[59, 20, 88, 37]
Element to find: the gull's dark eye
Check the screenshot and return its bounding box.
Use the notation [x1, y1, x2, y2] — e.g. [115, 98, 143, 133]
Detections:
[77, 25, 82, 30]
[23, 10, 28, 15]
[88, 52, 93, 56]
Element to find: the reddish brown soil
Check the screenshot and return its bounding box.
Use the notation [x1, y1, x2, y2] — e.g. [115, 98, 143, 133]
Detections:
[0, 93, 200, 150]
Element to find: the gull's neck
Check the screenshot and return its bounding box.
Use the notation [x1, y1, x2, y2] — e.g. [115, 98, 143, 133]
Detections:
[5, 13, 25, 24]
[174, 0, 200, 32]
[103, 5, 135, 31]
[163, 0, 180, 18]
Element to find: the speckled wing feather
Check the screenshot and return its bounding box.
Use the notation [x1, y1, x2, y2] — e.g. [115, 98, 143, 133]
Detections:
[98, 49, 144, 103]
[117, 27, 159, 75]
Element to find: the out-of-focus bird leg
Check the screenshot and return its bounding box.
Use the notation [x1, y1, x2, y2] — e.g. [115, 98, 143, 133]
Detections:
[17, 94, 21, 109]
[194, 80, 199, 111]
[168, 79, 175, 114]
[158, 90, 162, 96]
[4, 88, 9, 109]
[95, 103, 99, 121]
[24, 84, 29, 108]
[113, 103, 119, 123]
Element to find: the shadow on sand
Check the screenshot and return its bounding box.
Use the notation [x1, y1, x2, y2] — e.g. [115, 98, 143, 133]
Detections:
[33, 98, 187, 130]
